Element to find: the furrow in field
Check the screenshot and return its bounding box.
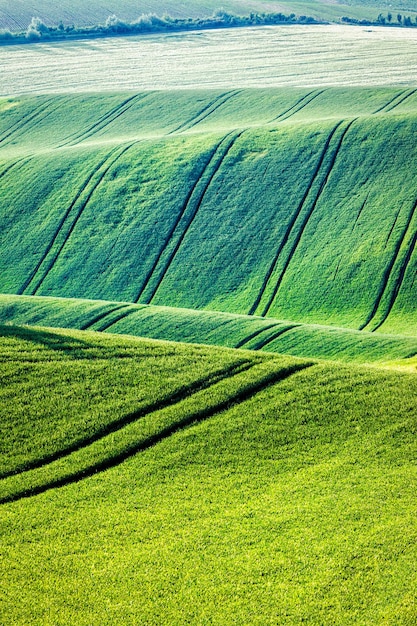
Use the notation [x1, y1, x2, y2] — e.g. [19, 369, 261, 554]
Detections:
[372, 89, 408, 114]
[0, 361, 313, 504]
[169, 90, 241, 134]
[136, 130, 244, 304]
[253, 325, 300, 350]
[58, 94, 147, 147]
[360, 196, 417, 331]
[261, 119, 356, 317]
[382, 88, 417, 113]
[0, 359, 253, 481]
[0, 97, 54, 145]
[79, 304, 132, 330]
[248, 120, 345, 316]
[18, 147, 121, 295]
[22, 143, 138, 296]
[95, 306, 138, 332]
[351, 192, 369, 231]
[235, 323, 279, 349]
[268, 89, 326, 123]
[0, 156, 29, 180]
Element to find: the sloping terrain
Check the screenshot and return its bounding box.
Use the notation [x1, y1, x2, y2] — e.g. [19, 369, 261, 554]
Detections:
[1, 325, 416, 624]
[1, 87, 417, 338]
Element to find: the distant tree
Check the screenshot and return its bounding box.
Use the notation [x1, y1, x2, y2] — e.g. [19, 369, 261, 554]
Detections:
[26, 17, 50, 40]
[404, 16, 412, 26]
[397, 13, 402, 23]
[387, 12, 392, 22]
[377, 13, 386, 24]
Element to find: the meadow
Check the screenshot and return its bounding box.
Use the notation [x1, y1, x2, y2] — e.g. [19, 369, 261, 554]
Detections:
[1, 16, 417, 626]
[1, 325, 417, 624]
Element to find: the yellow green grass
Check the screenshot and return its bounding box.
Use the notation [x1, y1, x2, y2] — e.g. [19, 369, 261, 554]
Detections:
[1, 324, 416, 624]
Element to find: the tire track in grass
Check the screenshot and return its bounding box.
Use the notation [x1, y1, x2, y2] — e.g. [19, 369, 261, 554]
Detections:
[58, 94, 147, 147]
[383, 88, 417, 113]
[268, 89, 326, 124]
[372, 89, 410, 114]
[253, 325, 300, 350]
[260, 118, 356, 318]
[360, 197, 417, 331]
[235, 323, 279, 349]
[0, 361, 314, 503]
[248, 120, 345, 316]
[0, 97, 55, 145]
[21, 142, 139, 296]
[79, 304, 134, 331]
[0, 156, 30, 180]
[169, 90, 241, 134]
[95, 306, 138, 332]
[0, 359, 253, 480]
[135, 130, 244, 304]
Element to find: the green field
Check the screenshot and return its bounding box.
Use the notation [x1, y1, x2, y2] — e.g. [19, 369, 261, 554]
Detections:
[1, 325, 417, 624]
[1, 87, 417, 336]
[1, 14, 417, 626]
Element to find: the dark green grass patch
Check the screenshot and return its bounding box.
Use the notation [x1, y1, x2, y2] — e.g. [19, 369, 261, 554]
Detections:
[1, 325, 416, 624]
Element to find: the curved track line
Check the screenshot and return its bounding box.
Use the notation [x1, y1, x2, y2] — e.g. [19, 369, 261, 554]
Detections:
[373, 89, 408, 114]
[0, 360, 253, 481]
[383, 88, 417, 113]
[0, 98, 55, 145]
[79, 304, 131, 330]
[136, 130, 244, 304]
[253, 325, 299, 350]
[133, 138, 225, 303]
[0, 156, 29, 180]
[18, 146, 121, 295]
[352, 192, 369, 231]
[268, 89, 326, 123]
[0, 363, 313, 504]
[25, 143, 138, 296]
[248, 120, 344, 316]
[95, 307, 136, 332]
[360, 198, 417, 331]
[58, 94, 147, 147]
[261, 119, 356, 317]
[235, 323, 279, 349]
[170, 90, 241, 134]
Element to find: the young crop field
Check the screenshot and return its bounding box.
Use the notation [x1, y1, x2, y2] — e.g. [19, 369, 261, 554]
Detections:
[2, 25, 417, 95]
[1, 325, 416, 624]
[2, 14, 417, 626]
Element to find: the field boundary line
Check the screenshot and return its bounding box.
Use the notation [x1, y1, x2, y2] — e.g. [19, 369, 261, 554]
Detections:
[0, 362, 313, 504]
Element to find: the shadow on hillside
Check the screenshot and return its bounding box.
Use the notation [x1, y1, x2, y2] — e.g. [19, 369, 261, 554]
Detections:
[0, 323, 90, 353]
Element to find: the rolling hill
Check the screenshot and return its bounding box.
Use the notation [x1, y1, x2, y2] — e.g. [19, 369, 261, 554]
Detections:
[1, 87, 417, 340]
[1, 324, 416, 624]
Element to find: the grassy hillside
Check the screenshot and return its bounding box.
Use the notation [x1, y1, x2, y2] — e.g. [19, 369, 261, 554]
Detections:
[0, 0, 408, 32]
[2, 294, 417, 364]
[1, 324, 416, 624]
[1, 88, 417, 336]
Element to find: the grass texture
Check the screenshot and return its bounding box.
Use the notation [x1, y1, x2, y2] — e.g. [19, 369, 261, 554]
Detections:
[0, 324, 416, 624]
[1, 294, 417, 364]
[1, 87, 417, 335]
